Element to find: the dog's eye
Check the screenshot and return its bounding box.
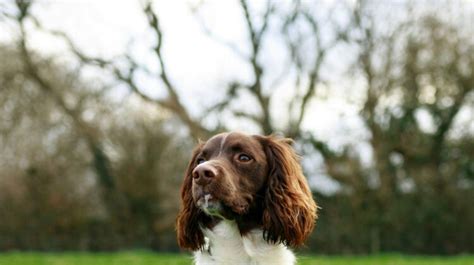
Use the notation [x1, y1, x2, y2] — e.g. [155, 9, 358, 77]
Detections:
[237, 154, 252, 162]
[196, 158, 206, 164]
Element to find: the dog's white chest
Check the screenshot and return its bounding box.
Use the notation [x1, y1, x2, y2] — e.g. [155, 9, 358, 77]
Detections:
[193, 221, 295, 265]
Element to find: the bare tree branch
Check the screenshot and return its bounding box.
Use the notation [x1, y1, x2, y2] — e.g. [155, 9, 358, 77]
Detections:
[239, 0, 273, 134]
[233, 110, 262, 125]
[192, 10, 248, 60]
[29, 0, 210, 140]
[290, 11, 327, 136]
[141, 1, 210, 139]
[283, 5, 344, 138]
[14, 1, 116, 190]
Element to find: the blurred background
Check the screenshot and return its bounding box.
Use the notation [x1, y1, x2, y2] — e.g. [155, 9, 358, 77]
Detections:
[0, 0, 473, 256]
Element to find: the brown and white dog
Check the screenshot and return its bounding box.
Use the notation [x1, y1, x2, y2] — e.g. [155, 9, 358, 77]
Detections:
[176, 132, 317, 265]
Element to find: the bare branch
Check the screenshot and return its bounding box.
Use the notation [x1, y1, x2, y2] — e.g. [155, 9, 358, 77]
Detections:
[27, 0, 210, 140]
[239, 0, 274, 134]
[193, 11, 248, 60]
[233, 110, 262, 125]
[204, 81, 242, 113]
[290, 11, 326, 134]
[141, 1, 210, 139]
[14, 3, 116, 189]
[285, 7, 343, 137]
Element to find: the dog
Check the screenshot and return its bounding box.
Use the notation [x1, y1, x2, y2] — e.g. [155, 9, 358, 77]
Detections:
[176, 132, 317, 265]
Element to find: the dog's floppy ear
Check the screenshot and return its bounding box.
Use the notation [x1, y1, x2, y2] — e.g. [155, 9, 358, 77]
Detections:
[176, 143, 205, 250]
[258, 135, 317, 247]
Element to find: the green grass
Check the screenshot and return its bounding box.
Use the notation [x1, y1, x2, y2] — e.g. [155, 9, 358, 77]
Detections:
[0, 252, 472, 265]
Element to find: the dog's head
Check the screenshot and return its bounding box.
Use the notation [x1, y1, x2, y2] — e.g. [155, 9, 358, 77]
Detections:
[176, 132, 317, 250]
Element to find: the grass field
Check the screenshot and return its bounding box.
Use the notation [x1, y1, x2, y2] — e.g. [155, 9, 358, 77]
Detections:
[0, 252, 472, 265]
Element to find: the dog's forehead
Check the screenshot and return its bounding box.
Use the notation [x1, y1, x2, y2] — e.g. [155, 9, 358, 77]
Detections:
[204, 132, 260, 153]
[204, 133, 228, 151]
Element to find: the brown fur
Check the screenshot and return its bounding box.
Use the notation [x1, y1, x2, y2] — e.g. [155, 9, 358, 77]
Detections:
[176, 143, 206, 250]
[257, 135, 318, 247]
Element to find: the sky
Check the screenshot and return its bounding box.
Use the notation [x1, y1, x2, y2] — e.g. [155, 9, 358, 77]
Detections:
[1, 0, 472, 194]
[1, 0, 360, 126]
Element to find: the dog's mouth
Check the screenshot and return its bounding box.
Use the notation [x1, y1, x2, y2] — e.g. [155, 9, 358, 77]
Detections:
[196, 194, 220, 212]
[193, 186, 252, 219]
[201, 198, 253, 222]
[196, 193, 233, 220]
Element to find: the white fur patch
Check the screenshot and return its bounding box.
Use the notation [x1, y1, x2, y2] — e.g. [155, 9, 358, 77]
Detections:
[218, 133, 230, 156]
[194, 221, 295, 265]
[204, 194, 212, 208]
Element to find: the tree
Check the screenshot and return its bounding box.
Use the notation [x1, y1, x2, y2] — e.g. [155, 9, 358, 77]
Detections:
[2, 0, 473, 253]
[1, 1, 190, 249]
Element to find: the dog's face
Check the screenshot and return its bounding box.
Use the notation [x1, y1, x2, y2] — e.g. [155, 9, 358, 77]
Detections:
[177, 132, 317, 250]
[191, 132, 269, 218]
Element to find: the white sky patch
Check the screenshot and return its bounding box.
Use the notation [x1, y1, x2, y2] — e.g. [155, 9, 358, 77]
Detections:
[1, 0, 472, 192]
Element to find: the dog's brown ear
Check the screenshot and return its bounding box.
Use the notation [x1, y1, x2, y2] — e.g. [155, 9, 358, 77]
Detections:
[258, 135, 317, 247]
[176, 143, 205, 251]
